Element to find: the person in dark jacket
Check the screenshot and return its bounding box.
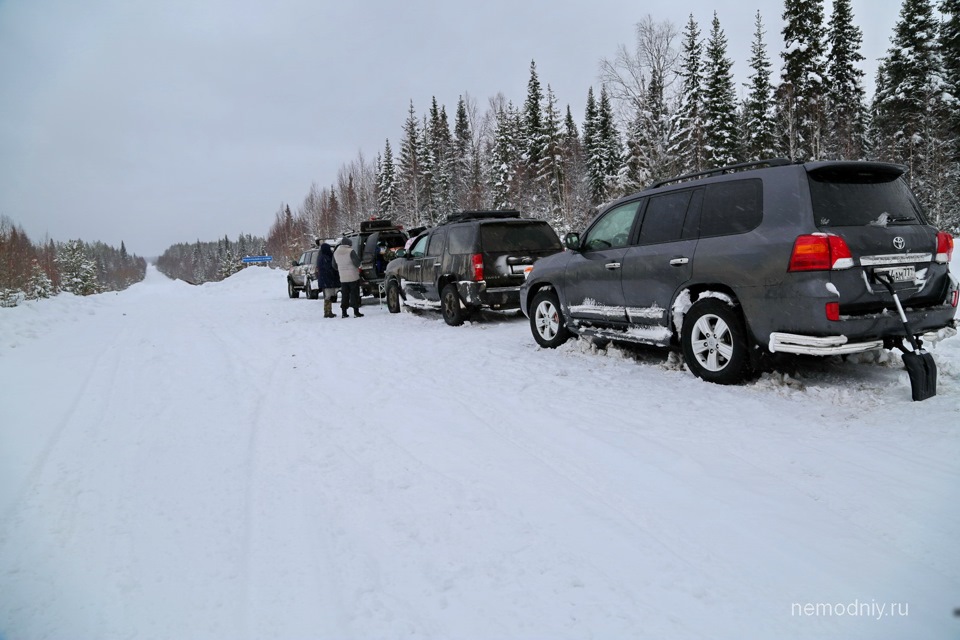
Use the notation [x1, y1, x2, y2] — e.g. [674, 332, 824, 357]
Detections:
[317, 242, 340, 318]
[333, 239, 363, 318]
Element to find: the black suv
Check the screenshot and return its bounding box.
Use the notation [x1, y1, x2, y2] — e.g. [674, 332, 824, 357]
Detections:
[287, 247, 320, 299]
[341, 219, 409, 295]
[520, 159, 958, 384]
[383, 210, 563, 325]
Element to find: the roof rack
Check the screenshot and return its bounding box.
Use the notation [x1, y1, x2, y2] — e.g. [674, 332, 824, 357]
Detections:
[441, 209, 522, 224]
[649, 158, 792, 189]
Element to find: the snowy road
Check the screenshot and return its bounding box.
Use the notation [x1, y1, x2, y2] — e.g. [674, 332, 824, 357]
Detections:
[1, 266, 959, 639]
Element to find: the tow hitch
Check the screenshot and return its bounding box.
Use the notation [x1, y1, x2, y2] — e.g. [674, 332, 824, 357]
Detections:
[875, 273, 937, 401]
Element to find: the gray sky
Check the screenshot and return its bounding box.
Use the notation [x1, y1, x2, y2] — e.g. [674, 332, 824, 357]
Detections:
[1, 0, 902, 257]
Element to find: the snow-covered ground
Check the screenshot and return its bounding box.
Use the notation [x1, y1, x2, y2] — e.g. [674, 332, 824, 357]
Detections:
[1, 263, 958, 640]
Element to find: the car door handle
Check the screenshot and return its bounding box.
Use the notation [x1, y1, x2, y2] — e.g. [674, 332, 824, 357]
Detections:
[433, 262, 441, 267]
[605, 262, 621, 270]
[669, 257, 690, 266]
[414, 265, 421, 269]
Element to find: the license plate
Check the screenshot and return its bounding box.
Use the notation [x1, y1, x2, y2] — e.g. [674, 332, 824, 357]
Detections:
[875, 266, 915, 283]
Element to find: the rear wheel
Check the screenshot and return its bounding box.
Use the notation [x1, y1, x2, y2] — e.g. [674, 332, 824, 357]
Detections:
[287, 279, 299, 299]
[530, 289, 570, 348]
[441, 284, 466, 326]
[681, 298, 751, 384]
[386, 280, 402, 314]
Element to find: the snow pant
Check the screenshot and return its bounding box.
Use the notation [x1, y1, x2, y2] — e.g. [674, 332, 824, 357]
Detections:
[340, 280, 361, 312]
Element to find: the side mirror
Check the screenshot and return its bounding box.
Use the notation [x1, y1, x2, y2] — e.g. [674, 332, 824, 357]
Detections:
[395, 249, 407, 259]
[563, 233, 581, 251]
[291, 260, 300, 267]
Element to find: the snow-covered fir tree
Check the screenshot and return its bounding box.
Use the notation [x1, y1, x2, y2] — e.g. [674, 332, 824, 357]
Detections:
[25, 259, 54, 300]
[872, 0, 953, 228]
[702, 12, 740, 167]
[670, 15, 707, 174]
[57, 239, 100, 296]
[778, 0, 828, 161]
[376, 139, 397, 218]
[741, 11, 779, 161]
[522, 60, 546, 207]
[397, 102, 424, 228]
[825, 0, 867, 159]
[583, 86, 622, 206]
[538, 85, 567, 226]
[489, 101, 522, 210]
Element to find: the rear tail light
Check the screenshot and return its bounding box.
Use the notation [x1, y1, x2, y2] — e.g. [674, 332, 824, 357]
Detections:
[935, 231, 954, 264]
[471, 253, 484, 281]
[788, 233, 854, 271]
[951, 289, 959, 308]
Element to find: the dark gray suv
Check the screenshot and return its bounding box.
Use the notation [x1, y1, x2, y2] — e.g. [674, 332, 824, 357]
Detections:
[384, 210, 563, 325]
[519, 159, 958, 384]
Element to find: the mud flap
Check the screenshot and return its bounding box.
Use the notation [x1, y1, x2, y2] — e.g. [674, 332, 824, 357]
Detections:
[901, 350, 937, 402]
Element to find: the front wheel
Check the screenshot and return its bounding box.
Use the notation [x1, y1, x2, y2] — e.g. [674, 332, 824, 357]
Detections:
[530, 289, 571, 348]
[386, 280, 402, 314]
[681, 298, 751, 384]
[287, 279, 299, 299]
[441, 284, 466, 326]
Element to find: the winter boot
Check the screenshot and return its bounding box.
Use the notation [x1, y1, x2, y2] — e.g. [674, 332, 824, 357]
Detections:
[341, 309, 349, 318]
[323, 299, 334, 318]
[353, 308, 364, 318]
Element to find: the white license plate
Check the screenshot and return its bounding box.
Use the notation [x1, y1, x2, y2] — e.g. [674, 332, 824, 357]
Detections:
[875, 266, 915, 282]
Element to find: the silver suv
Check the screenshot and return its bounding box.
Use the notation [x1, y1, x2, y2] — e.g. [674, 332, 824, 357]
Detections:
[520, 159, 958, 384]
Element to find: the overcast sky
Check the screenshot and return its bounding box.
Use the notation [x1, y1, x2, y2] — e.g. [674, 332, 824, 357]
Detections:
[1, 0, 903, 257]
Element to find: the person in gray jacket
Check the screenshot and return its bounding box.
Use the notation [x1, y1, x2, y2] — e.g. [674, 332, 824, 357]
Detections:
[333, 239, 363, 318]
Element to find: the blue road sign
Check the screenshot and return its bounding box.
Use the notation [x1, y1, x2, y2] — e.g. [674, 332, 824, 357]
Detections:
[241, 255, 273, 263]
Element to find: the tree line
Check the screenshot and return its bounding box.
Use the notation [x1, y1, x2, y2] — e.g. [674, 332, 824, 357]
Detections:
[155, 234, 268, 284]
[0, 215, 147, 307]
[261, 0, 960, 268]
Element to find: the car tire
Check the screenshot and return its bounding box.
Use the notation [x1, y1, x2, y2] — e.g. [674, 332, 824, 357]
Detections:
[530, 289, 571, 348]
[681, 298, 752, 385]
[441, 284, 466, 326]
[306, 280, 319, 299]
[386, 279, 402, 314]
[288, 279, 299, 299]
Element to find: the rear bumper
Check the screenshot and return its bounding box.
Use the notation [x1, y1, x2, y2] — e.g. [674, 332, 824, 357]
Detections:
[458, 282, 521, 309]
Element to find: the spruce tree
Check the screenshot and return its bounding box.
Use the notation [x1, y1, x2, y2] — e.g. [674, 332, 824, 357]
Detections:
[453, 96, 472, 209]
[778, 0, 828, 160]
[825, 0, 867, 159]
[523, 60, 545, 189]
[397, 101, 423, 227]
[58, 240, 100, 295]
[670, 15, 706, 174]
[941, 0, 960, 159]
[702, 12, 740, 167]
[742, 11, 779, 161]
[377, 139, 397, 217]
[538, 85, 566, 226]
[490, 102, 522, 210]
[873, 0, 952, 227]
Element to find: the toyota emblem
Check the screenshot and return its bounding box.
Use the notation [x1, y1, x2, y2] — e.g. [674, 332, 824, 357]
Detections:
[893, 236, 905, 250]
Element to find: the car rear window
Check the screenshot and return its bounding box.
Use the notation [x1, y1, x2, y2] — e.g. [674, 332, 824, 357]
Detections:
[447, 227, 476, 255]
[808, 170, 924, 227]
[479, 223, 562, 252]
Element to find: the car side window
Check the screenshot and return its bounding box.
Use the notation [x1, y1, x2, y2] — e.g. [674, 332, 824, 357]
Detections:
[700, 179, 763, 237]
[427, 229, 447, 257]
[638, 191, 693, 245]
[583, 201, 641, 251]
[408, 234, 429, 258]
[447, 227, 476, 254]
